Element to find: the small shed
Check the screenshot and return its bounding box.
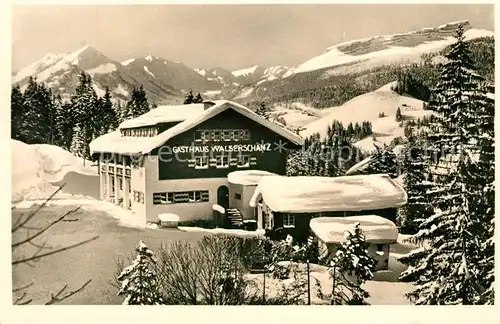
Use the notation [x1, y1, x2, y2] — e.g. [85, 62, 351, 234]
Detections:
[227, 170, 277, 220]
[249, 174, 407, 242]
[310, 215, 398, 270]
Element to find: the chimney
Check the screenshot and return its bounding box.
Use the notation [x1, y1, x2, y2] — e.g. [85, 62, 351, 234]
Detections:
[203, 100, 216, 110]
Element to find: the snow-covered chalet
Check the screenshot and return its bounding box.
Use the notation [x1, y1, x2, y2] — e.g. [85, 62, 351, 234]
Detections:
[89, 100, 303, 223]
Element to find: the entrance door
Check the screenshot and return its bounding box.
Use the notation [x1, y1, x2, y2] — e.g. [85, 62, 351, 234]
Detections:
[217, 185, 229, 210]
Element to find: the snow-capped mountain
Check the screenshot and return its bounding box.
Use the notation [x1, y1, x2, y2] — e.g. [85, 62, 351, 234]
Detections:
[13, 46, 180, 104]
[226, 20, 493, 104]
[283, 20, 493, 78]
[120, 55, 221, 93]
[194, 67, 238, 87]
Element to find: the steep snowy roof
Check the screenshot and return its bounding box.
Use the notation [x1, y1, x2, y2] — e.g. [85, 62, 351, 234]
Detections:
[310, 216, 398, 244]
[249, 174, 407, 213]
[227, 170, 278, 186]
[90, 100, 304, 155]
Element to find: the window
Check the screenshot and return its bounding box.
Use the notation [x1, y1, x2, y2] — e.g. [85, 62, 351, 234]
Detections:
[215, 155, 229, 168]
[195, 156, 209, 169]
[231, 130, 240, 141]
[119, 178, 123, 191]
[283, 214, 295, 228]
[222, 130, 231, 141]
[154, 191, 209, 204]
[234, 193, 242, 200]
[377, 244, 384, 252]
[153, 192, 173, 204]
[237, 155, 250, 168]
[111, 178, 115, 191]
[212, 130, 221, 142]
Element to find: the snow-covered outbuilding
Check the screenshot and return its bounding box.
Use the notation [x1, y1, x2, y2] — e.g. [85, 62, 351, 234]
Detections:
[249, 174, 407, 242]
[89, 100, 303, 223]
[310, 216, 398, 270]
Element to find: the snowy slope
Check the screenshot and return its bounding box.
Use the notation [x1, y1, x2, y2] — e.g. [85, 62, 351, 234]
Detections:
[300, 82, 434, 152]
[284, 21, 494, 78]
[11, 140, 98, 202]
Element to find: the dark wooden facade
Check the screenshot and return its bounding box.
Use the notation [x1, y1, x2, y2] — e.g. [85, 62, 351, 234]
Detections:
[152, 108, 301, 180]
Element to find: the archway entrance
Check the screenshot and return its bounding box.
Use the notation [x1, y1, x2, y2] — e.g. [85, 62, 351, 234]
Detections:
[217, 185, 229, 210]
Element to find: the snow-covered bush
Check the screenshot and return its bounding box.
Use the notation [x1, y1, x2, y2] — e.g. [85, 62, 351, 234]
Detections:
[117, 240, 165, 305]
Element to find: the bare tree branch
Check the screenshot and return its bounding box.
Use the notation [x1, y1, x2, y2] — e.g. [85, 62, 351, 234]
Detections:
[45, 280, 92, 305]
[12, 236, 99, 266]
[11, 184, 66, 233]
[12, 206, 81, 249]
[14, 292, 32, 305]
[13, 282, 34, 293]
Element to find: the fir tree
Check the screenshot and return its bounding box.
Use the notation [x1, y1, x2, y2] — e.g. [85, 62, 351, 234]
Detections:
[124, 86, 150, 119]
[70, 72, 98, 159]
[11, 85, 24, 140]
[395, 107, 403, 122]
[70, 124, 86, 160]
[399, 25, 495, 305]
[397, 132, 434, 234]
[117, 241, 165, 305]
[194, 92, 204, 103]
[286, 149, 310, 176]
[100, 87, 118, 133]
[362, 144, 398, 178]
[256, 102, 270, 119]
[184, 90, 195, 104]
[21, 77, 46, 144]
[327, 223, 376, 305]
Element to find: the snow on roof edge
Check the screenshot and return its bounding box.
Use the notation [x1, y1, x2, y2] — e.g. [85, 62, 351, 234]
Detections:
[249, 174, 408, 213]
[310, 215, 398, 243]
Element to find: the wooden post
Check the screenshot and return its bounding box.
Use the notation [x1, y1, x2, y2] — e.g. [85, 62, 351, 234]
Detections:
[307, 259, 311, 305]
[331, 265, 336, 305]
[262, 269, 266, 304]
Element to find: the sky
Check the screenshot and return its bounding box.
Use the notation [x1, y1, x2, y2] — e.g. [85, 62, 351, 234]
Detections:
[12, 4, 494, 72]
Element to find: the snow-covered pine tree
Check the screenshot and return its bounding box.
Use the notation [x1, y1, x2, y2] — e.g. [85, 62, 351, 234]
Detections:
[255, 102, 270, 119]
[70, 72, 98, 159]
[363, 144, 398, 178]
[398, 24, 494, 305]
[286, 148, 310, 176]
[135, 85, 150, 115]
[117, 240, 165, 305]
[194, 92, 204, 103]
[125, 86, 150, 118]
[328, 222, 376, 305]
[70, 124, 86, 159]
[397, 132, 434, 234]
[184, 90, 195, 104]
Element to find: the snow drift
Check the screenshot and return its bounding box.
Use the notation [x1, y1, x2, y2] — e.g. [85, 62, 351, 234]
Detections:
[11, 140, 98, 202]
